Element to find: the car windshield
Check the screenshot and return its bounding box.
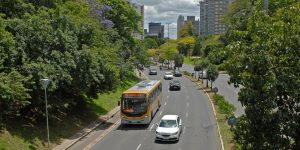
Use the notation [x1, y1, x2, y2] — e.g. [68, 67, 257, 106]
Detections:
[159, 119, 177, 128]
[171, 80, 180, 84]
[150, 69, 156, 72]
[165, 72, 172, 75]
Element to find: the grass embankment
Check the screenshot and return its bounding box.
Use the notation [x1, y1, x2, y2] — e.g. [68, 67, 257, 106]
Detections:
[183, 57, 201, 65]
[0, 75, 138, 150]
[183, 71, 236, 150]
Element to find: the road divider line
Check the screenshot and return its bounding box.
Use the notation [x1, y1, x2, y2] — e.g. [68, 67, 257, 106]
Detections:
[187, 102, 190, 108]
[136, 144, 141, 150]
[167, 95, 170, 99]
[164, 102, 167, 106]
[183, 126, 186, 134]
[159, 111, 163, 116]
[149, 124, 154, 131]
[185, 112, 189, 118]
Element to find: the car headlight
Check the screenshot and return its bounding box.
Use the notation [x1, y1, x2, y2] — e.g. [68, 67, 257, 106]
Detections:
[172, 131, 178, 135]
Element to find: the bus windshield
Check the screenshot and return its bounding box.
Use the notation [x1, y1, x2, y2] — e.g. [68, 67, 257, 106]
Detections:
[122, 98, 147, 116]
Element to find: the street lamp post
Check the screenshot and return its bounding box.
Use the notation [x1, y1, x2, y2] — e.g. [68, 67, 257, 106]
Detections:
[264, 0, 269, 13]
[41, 79, 50, 148]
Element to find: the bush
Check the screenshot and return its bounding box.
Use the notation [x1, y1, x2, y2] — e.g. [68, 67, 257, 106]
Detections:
[182, 71, 192, 76]
[213, 94, 236, 115]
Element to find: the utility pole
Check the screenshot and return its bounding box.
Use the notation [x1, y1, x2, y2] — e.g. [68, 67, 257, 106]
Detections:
[166, 22, 171, 39]
[264, 0, 269, 13]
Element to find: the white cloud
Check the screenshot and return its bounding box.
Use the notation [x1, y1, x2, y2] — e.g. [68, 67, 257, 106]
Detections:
[132, 0, 201, 39]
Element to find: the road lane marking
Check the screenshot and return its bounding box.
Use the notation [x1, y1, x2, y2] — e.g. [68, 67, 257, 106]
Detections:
[136, 144, 141, 150]
[186, 96, 189, 99]
[149, 124, 154, 131]
[183, 126, 186, 134]
[84, 120, 121, 150]
[159, 111, 163, 116]
[164, 101, 167, 106]
[167, 95, 170, 99]
[179, 148, 182, 150]
[187, 102, 190, 107]
[185, 112, 189, 118]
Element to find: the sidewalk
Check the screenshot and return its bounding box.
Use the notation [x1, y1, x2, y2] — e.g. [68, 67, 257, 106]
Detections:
[53, 106, 120, 150]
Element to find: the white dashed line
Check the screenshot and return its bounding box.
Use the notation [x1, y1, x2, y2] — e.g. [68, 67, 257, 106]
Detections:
[186, 112, 189, 118]
[183, 126, 186, 134]
[149, 124, 154, 131]
[164, 102, 167, 106]
[167, 95, 170, 99]
[187, 102, 190, 107]
[159, 111, 163, 116]
[136, 144, 141, 150]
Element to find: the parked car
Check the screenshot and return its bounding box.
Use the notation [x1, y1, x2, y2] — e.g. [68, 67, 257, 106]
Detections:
[173, 70, 182, 77]
[155, 115, 182, 141]
[164, 72, 173, 80]
[169, 80, 181, 91]
[149, 68, 157, 75]
[199, 70, 207, 79]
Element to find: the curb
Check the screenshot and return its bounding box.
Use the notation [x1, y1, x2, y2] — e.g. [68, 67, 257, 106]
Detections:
[184, 75, 225, 150]
[53, 107, 120, 150]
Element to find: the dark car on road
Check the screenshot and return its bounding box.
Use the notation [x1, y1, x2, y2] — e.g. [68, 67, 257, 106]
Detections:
[174, 70, 182, 77]
[149, 69, 158, 75]
[169, 80, 181, 91]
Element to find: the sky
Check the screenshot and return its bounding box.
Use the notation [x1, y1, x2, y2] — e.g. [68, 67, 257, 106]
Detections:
[131, 0, 201, 39]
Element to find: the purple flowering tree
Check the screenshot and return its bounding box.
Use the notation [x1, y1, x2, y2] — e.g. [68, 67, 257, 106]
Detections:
[87, 0, 114, 28]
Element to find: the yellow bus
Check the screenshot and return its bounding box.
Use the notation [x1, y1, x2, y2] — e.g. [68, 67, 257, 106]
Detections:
[121, 80, 162, 125]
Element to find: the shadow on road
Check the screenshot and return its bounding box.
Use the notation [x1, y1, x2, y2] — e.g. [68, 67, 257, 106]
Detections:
[154, 140, 178, 144]
[116, 124, 150, 131]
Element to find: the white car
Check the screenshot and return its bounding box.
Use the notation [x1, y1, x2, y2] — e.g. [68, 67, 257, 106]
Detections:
[164, 72, 173, 80]
[155, 115, 182, 141]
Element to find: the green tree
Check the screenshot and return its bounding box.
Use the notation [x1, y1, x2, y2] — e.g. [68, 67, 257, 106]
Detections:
[143, 37, 158, 49]
[197, 58, 210, 84]
[174, 54, 184, 68]
[177, 36, 195, 56]
[178, 21, 196, 38]
[225, 1, 300, 149]
[159, 40, 178, 68]
[206, 64, 219, 90]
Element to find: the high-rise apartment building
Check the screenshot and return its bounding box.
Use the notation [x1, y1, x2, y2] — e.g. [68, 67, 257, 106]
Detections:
[177, 15, 199, 38]
[146, 22, 164, 38]
[199, 0, 232, 35]
[177, 15, 184, 38]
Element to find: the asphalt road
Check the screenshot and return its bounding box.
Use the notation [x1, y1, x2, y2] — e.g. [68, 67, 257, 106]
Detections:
[181, 64, 245, 117]
[85, 65, 221, 150]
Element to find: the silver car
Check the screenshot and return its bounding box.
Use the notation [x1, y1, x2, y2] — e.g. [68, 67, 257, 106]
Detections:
[199, 70, 207, 79]
[164, 72, 174, 80]
[155, 115, 182, 141]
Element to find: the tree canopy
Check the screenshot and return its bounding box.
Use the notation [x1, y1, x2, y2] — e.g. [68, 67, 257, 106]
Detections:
[225, 0, 300, 149]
